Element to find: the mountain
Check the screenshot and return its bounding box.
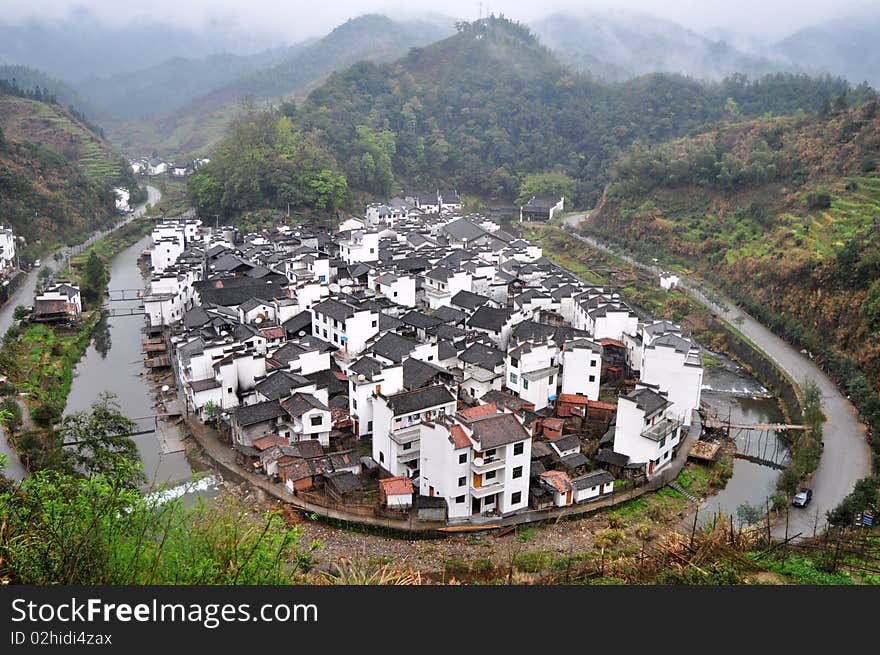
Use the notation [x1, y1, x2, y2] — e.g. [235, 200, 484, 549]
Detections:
[188, 15, 872, 221]
[0, 65, 101, 119]
[106, 14, 455, 159]
[291, 16, 867, 203]
[774, 10, 880, 89]
[75, 47, 296, 120]
[587, 102, 880, 399]
[533, 10, 785, 81]
[0, 7, 284, 82]
[0, 87, 138, 244]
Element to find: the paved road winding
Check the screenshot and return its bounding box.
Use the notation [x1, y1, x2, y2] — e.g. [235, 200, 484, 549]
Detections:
[0, 184, 161, 481]
[562, 213, 871, 538]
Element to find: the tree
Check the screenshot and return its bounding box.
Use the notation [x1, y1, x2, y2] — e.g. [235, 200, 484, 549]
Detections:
[81, 251, 106, 306]
[516, 171, 577, 207]
[12, 305, 29, 321]
[202, 400, 220, 428]
[56, 392, 142, 486]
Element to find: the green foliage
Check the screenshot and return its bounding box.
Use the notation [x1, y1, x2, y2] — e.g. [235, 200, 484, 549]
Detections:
[187, 108, 348, 219]
[81, 251, 107, 306]
[516, 170, 576, 206]
[12, 305, 29, 321]
[57, 392, 143, 486]
[0, 466, 311, 584]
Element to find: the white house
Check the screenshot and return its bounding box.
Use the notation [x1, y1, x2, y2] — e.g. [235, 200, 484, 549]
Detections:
[371, 272, 417, 308]
[423, 267, 472, 309]
[639, 332, 703, 427]
[419, 407, 531, 520]
[660, 272, 680, 291]
[0, 227, 16, 270]
[560, 338, 602, 400]
[372, 385, 456, 478]
[338, 230, 379, 264]
[613, 386, 682, 479]
[505, 340, 559, 411]
[572, 470, 615, 503]
[310, 298, 378, 357]
[34, 282, 82, 320]
[280, 392, 331, 447]
[347, 356, 404, 437]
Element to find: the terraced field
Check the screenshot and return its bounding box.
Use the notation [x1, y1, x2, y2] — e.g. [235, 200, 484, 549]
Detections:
[0, 94, 126, 184]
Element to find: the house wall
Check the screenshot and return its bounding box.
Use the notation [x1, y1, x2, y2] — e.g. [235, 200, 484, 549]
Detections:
[592, 311, 638, 342]
[640, 345, 703, 427]
[613, 397, 676, 477]
[560, 346, 601, 400]
[419, 422, 472, 520]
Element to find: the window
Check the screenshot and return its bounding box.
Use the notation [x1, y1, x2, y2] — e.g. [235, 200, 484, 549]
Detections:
[548, 376, 554, 385]
[311, 415, 323, 427]
[513, 442, 524, 456]
[352, 398, 357, 409]
[485, 449, 496, 457]
[371, 320, 377, 328]
[333, 319, 338, 328]
[665, 451, 670, 460]
[428, 355, 434, 361]
[484, 497, 494, 506]
[513, 466, 523, 479]
[589, 375, 595, 382]
[402, 442, 412, 451]
[485, 470, 496, 480]
[458, 476, 466, 487]
[455, 495, 465, 503]
[459, 453, 467, 464]
[379, 452, 384, 463]
[511, 491, 521, 504]
[659, 437, 666, 448]
[590, 359, 597, 367]
[523, 379, 529, 389]
[333, 334, 339, 344]
[509, 372, 518, 384]
[227, 387, 232, 393]
[322, 329, 327, 338]
[510, 357, 519, 368]
[367, 420, 372, 431]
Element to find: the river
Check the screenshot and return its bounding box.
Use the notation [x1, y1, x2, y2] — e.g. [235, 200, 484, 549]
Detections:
[564, 214, 871, 538]
[0, 186, 163, 481]
[699, 357, 793, 524]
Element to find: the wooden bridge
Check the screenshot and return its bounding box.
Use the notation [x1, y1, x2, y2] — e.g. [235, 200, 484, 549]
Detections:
[107, 288, 145, 301]
[703, 417, 806, 432]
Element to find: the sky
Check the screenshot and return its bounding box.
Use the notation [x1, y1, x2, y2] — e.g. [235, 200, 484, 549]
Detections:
[1, 0, 873, 43]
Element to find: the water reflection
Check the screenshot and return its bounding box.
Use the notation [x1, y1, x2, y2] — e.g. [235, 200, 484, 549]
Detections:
[92, 313, 112, 358]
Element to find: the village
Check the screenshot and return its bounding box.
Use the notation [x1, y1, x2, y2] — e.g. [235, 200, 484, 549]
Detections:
[120, 188, 721, 530]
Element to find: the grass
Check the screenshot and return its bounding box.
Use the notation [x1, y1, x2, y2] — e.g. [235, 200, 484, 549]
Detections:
[748, 553, 856, 585]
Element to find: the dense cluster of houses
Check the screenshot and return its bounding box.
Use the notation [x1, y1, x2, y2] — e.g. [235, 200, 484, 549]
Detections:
[130, 157, 210, 178]
[147, 196, 703, 523]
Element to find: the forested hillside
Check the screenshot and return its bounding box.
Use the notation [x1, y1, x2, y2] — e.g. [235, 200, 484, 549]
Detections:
[108, 15, 454, 160]
[0, 87, 139, 243]
[190, 15, 873, 218]
[588, 102, 880, 410]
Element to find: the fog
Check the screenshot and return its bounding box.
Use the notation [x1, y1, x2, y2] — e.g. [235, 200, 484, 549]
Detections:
[2, 0, 874, 43]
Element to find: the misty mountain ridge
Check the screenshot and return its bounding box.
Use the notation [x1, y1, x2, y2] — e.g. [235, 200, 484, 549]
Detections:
[532, 10, 791, 82]
[0, 6, 287, 81]
[533, 8, 880, 88]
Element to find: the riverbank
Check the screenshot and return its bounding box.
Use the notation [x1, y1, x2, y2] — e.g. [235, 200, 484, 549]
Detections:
[556, 214, 870, 538]
[0, 185, 161, 478]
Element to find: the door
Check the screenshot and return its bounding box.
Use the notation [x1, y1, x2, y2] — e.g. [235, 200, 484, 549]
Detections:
[472, 497, 481, 514]
[429, 486, 434, 497]
[473, 473, 482, 489]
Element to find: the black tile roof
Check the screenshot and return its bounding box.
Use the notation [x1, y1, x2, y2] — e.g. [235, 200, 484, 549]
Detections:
[472, 413, 529, 449]
[459, 342, 504, 370]
[371, 332, 418, 364]
[467, 306, 513, 332]
[451, 289, 491, 311]
[232, 399, 287, 427]
[385, 384, 454, 416]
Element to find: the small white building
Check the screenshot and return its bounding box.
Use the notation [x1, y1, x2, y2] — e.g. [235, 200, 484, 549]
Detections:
[613, 386, 682, 479]
[347, 356, 404, 437]
[573, 470, 615, 503]
[0, 227, 16, 270]
[559, 338, 602, 400]
[419, 408, 532, 520]
[338, 230, 379, 264]
[505, 340, 559, 411]
[310, 298, 378, 357]
[281, 392, 331, 447]
[660, 272, 680, 291]
[372, 385, 456, 478]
